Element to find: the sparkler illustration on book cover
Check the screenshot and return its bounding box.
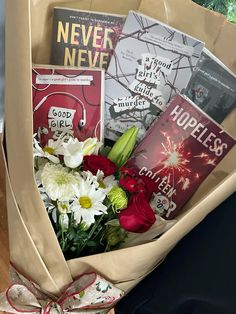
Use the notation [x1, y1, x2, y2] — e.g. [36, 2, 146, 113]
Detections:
[105, 10, 204, 141]
[125, 94, 236, 219]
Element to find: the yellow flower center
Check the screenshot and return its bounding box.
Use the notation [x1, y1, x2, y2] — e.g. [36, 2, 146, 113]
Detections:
[43, 146, 55, 155]
[79, 196, 92, 209]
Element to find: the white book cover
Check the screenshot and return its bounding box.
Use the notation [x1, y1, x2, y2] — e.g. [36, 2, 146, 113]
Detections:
[105, 10, 205, 141]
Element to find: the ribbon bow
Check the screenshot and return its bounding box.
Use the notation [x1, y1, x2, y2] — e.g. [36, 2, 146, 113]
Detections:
[0, 265, 123, 314]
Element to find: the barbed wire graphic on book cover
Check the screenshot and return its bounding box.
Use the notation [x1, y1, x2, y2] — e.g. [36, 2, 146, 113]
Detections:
[105, 12, 203, 139]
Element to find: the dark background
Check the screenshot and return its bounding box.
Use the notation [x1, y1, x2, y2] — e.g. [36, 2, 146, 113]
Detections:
[116, 192, 236, 314]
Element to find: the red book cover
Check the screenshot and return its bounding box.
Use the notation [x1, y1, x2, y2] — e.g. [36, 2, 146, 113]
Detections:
[32, 66, 104, 146]
[125, 94, 236, 219]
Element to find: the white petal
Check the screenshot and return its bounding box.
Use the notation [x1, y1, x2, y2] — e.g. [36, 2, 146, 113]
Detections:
[79, 209, 96, 226]
[82, 138, 97, 155]
[89, 188, 106, 202]
[47, 154, 60, 164]
[64, 152, 83, 168]
[92, 202, 108, 213]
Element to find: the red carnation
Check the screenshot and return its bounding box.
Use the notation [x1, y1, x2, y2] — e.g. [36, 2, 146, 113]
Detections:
[119, 176, 144, 193]
[119, 166, 157, 200]
[120, 166, 138, 177]
[139, 175, 157, 200]
[119, 193, 156, 233]
[83, 155, 117, 177]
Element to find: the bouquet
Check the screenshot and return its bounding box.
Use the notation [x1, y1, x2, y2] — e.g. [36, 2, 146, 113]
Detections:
[33, 127, 169, 260]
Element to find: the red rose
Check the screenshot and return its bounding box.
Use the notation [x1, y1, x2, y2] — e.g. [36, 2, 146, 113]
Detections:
[119, 193, 156, 233]
[83, 155, 117, 177]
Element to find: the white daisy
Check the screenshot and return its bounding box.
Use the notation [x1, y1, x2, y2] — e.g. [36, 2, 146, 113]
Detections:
[81, 170, 100, 188]
[33, 136, 65, 164]
[70, 179, 107, 226]
[41, 163, 79, 201]
[92, 170, 118, 194]
[98, 174, 118, 194]
[80, 170, 117, 194]
[62, 137, 84, 169]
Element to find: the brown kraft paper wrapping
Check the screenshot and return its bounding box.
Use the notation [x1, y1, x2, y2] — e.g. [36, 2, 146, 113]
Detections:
[3, 0, 236, 296]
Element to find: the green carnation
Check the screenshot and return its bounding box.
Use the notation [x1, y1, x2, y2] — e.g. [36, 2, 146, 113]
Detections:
[107, 186, 128, 212]
[106, 225, 126, 248]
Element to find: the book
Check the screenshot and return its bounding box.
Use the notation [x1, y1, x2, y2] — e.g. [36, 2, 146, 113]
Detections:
[125, 94, 236, 219]
[183, 48, 236, 124]
[32, 66, 104, 146]
[105, 10, 205, 142]
[50, 7, 125, 70]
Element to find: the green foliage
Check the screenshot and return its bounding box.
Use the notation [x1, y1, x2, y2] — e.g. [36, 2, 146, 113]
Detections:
[193, 0, 236, 23]
[52, 201, 124, 259]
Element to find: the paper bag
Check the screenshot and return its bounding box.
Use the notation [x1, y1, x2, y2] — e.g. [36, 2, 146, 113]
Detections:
[3, 0, 236, 296]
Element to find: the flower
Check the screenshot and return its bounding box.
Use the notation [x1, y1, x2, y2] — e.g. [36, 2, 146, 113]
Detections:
[57, 201, 71, 214]
[59, 214, 69, 231]
[118, 193, 156, 233]
[62, 137, 84, 168]
[33, 137, 61, 164]
[119, 166, 157, 200]
[70, 179, 107, 226]
[108, 186, 128, 212]
[81, 170, 117, 194]
[120, 166, 138, 177]
[119, 176, 142, 193]
[41, 163, 79, 201]
[108, 126, 138, 168]
[139, 175, 157, 200]
[100, 175, 118, 194]
[81, 170, 100, 188]
[82, 138, 99, 155]
[105, 225, 126, 247]
[61, 137, 102, 168]
[83, 155, 117, 177]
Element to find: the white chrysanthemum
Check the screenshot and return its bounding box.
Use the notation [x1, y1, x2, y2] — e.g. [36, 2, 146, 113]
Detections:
[41, 163, 78, 201]
[33, 136, 65, 164]
[62, 137, 84, 169]
[70, 179, 107, 226]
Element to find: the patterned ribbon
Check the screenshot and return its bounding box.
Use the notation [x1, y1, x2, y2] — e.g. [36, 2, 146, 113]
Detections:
[0, 265, 123, 314]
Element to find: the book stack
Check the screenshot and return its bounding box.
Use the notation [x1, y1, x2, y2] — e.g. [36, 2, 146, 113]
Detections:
[32, 6, 235, 220]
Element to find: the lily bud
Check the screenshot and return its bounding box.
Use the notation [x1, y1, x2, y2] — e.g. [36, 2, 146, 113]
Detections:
[108, 126, 138, 168]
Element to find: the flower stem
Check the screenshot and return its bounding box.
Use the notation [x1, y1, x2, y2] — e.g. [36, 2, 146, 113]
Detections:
[61, 228, 66, 252]
[77, 214, 105, 255]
